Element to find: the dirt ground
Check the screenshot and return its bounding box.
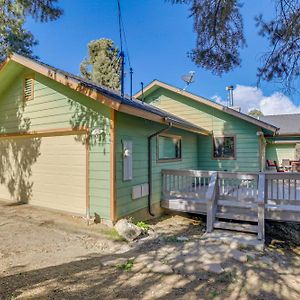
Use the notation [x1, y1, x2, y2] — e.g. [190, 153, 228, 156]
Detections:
[0, 200, 299, 300]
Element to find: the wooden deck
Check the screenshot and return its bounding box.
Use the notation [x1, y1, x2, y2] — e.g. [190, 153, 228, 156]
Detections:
[161, 169, 300, 240]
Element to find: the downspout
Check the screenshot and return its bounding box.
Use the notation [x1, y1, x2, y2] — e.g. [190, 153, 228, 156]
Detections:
[148, 122, 172, 216]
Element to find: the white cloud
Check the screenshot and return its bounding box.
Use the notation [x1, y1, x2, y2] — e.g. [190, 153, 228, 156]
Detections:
[212, 85, 300, 115]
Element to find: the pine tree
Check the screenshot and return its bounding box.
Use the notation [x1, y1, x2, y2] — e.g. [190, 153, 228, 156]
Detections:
[80, 39, 121, 91]
[0, 0, 63, 60]
[167, 0, 300, 92]
[248, 109, 263, 118]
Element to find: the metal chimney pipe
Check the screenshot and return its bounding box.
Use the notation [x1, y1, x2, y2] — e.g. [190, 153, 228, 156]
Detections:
[226, 85, 234, 107]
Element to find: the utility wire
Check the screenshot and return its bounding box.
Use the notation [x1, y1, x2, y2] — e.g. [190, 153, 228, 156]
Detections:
[117, 0, 123, 53]
[121, 17, 131, 68]
[117, 0, 131, 68]
[117, 0, 133, 98]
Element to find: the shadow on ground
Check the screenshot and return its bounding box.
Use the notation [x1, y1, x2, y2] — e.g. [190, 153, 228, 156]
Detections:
[1, 214, 299, 300]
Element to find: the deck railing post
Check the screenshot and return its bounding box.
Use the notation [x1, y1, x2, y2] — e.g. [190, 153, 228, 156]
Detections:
[206, 172, 218, 233]
[257, 173, 266, 240]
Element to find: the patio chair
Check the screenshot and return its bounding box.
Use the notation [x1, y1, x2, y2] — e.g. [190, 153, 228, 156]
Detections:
[266, 160, 285, 172]
[282, 159, 292, 172]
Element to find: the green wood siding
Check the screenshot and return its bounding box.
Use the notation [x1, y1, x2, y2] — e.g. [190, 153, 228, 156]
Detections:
[116, 112, 198, 218]
[144, 88, 261, 172]
[266, 143, 296, 164]
[0, 66, 111, 220]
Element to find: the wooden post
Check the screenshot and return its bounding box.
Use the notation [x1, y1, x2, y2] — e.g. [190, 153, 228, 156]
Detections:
[206, 172, 218, 233]
[257, 173, 266, 240]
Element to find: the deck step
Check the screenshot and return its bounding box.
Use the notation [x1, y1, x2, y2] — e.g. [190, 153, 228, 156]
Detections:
[217, 200, 257, 209]
[216, 212, 258, 222]
[217, 205, 258, 216]
[213, 221, 258, 233]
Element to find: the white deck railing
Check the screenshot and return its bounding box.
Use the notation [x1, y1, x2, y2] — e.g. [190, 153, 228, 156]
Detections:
[162, 169, 214, 201]
[217, 172, 258, 201]
[162, 169, 300, 240]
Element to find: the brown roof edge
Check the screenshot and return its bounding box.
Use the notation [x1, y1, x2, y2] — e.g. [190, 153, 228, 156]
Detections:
[134, 80, 279, 133]
[1, 54, 210, 136]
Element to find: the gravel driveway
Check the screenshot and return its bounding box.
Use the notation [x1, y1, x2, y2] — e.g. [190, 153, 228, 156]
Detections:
[0, 200, 129, 278]
[0, 200, 299, 300]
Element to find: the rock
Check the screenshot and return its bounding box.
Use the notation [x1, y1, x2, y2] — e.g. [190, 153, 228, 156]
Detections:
[198, 274, 209, 280]
[201, 263, 224, 274]
[174, 263, 202, 275]
[135, 253, 153, 265]
[230, 249, 254, 263]
[177, 236, 189, 242]
[101, 257, 128, 267]
[260, 256, 273, 266]
[114, 219, 142, 242]
[146, 260, 173, 274]
[148, 229, 158, 238]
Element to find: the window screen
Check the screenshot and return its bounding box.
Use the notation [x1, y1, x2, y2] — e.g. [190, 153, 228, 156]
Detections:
[158, 135, 181, 161]
[213, 136, 235, 159]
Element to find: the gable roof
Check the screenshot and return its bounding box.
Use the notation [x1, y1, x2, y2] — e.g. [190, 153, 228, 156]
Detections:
[0, 54, 210, 136]
[135, 80, 278, 133]
[260, 114, 300, 136]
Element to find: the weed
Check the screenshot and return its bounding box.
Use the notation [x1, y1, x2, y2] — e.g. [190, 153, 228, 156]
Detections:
[165, 236, 179, 243]
[210, 290, 219, 299]
[117, 259, 134, 272]
[102, 227, 123, 241]
[237, 244, 247, 251]
[246, 255, 254, 262]
[216, 271, 236, 284]
[136, 221, 150, 232]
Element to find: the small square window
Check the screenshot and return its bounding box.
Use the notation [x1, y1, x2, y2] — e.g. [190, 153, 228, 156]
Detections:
[213, 136, 236, 159]
[157, 134, 181, 162]
[23, 77, 34, 101]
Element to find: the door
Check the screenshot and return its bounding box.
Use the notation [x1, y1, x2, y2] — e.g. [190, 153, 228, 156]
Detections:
[0, 134, 87, 215]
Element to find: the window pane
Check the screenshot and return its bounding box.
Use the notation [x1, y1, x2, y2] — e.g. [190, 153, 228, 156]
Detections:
[296, 144, 300, 160]
[158, 136, 181, 160]
[213, 136, 235, 159]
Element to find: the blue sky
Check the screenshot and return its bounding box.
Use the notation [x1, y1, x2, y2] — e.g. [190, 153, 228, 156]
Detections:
[26, 0, 299, 114]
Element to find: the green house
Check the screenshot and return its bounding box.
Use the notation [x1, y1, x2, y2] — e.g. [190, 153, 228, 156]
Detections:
[3, 54, 297, 225]
[135, 80, 278, 173]
[0, 54, 210, 224]
[260, 114, 300, 169]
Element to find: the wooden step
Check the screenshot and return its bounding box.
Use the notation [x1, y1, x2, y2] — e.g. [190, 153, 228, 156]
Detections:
[217, 204, 258, 215]
[218, 197, 257, 204]
[217, 200, 257, 209]
[216, 212, 258, 222]
[213, 221, 258, 233]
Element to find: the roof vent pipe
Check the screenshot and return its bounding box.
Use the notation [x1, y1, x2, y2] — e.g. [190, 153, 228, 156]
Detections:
[226, 85, 234, 107]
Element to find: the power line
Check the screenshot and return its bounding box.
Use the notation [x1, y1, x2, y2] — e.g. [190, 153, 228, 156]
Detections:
[121, 17, 131, 68]
[117, 0, 123, 53]
[117, 0, 133, 98]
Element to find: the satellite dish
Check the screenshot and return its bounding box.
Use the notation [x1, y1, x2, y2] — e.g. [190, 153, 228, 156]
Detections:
[180, 71, 195, 91]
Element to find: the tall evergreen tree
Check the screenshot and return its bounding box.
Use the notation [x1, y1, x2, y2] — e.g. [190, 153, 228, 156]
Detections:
[248, 109, 263, 118]
[80, 39, 121, 91]
[0, 0, 63, 61]
[167, 0, 300, 92]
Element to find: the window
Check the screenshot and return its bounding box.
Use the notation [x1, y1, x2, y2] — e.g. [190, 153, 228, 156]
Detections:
[295, 143, 300, 160]
[157, 134, 181, 161]
[23, 77, 34, 101]
[213, 136, 236, 159]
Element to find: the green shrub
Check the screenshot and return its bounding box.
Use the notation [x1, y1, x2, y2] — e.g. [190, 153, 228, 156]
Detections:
[117, 259, 134, 272]
[136, 221, 150, 232]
